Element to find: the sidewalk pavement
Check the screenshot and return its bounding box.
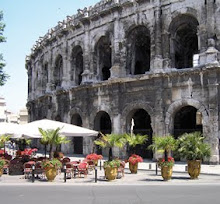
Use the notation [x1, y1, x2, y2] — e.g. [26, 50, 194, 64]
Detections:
[66, 154, 220, 176]
[0, 154, 220, 185]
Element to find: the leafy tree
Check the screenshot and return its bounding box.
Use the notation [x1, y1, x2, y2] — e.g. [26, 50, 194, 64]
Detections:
[94, 133, 126, 161]
[0, 11, 9, 86]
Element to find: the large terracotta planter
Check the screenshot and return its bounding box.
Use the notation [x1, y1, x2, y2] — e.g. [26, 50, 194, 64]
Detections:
[187, 160, 201, 179]
[104, 166, 118, 181]
[161, 166, 173, 181]
[0, 168, 3, 177]
[45, 168, 57, 182]
[129, 162, 138, 174]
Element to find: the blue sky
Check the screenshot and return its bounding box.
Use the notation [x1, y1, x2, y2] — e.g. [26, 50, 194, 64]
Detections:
[0, 0, 100, 113]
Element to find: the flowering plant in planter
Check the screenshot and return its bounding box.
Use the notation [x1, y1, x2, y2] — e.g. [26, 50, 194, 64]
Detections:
[103, 159, 121, 169]
[20, 148, 38, 156]
[128, 154, 143, 165]
[86, 153, 103, 161]
[42, 158, 62, 171]
[0, 150, 5, 155]
[158, 156, 174, 168]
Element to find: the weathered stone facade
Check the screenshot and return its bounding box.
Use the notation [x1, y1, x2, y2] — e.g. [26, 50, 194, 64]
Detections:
[26, 0, 220, 164]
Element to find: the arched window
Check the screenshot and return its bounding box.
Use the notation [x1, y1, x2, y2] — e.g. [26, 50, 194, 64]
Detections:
[94, 111, 112, 134]
[54, 55, 63, 88]
[42, 62, 48, 92]
[95, 36, 112, 81]
[174, 106, 203, 138]
[71, 113, 83, 126]
[126, 26, 151, 75]
[71, 46, 83, 85]
[169, 15, 199, 69]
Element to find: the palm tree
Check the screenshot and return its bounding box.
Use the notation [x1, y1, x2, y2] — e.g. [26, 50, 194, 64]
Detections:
[124, 133, 148, 154]
[94, 133, 126, 161]
[39, 130, 49, 158]
[39, 127, 62, 159]
[176, 132, 211, 161]
[149, 135, 176, 161]
[54, 134, 70, 152]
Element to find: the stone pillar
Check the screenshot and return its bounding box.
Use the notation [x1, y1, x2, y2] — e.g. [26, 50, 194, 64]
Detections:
[46, 53, 55, 92]
[206, 71, 219, 164]
[153, 78, 165, 160]
[151, 2, 163, 72]
[81, 25, 95, 84]
[198, 25, 208, 53]
[206, 1, 215, 40]
[110, 10, 126, 78]
[61, 44, 69, 88]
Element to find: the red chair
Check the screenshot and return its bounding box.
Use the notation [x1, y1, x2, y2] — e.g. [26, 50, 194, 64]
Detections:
[3, 159, 10, 174]
[35, 161, 45, 180]
[62, 157, 71, 164]
[117, 161, 125, 178]
[23, 162, 33, 179]
[77, 162, 88, 178]
[65, 162, 74, 178]
[87, 160, 95, 172]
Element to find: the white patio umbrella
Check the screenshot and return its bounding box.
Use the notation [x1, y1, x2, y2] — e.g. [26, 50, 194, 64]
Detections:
[0, 122, 20, 136]
[15, 119, 99, 138]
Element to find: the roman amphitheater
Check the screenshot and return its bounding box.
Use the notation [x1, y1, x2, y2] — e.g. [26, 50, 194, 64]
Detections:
[26, 0, 220, 163]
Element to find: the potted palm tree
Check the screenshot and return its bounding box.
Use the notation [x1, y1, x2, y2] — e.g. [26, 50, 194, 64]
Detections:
[124, 133, 147, 173]
[42, 158, 62, 181]
[176, 132, 211, 179]
[39, 127, 70, 181]
[94, 133, 126, 181]
[149, 135, 176, 181]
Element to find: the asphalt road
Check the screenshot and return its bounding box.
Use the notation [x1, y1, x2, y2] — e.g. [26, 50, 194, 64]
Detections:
[0, 185, 219, 204]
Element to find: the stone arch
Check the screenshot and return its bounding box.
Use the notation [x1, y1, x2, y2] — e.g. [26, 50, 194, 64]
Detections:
[71, 45, 84, 85]
[53, 54, 63, 88]
[165, 99, 209, 136]
[169, 13, 199, 69]
[54, 114, 62, 122]
[68, 107, 84, 125]
[125, 25, 151, 75]
[71, 113, 82, 126]
[122, 103, 154, 159]
[121, 102, 154, 133]
[94, 35, 112, 81]
[171, 7, 198, 22]
[94, 111, 112, 134]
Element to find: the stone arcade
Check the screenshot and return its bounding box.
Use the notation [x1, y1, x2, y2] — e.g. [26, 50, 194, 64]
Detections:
[26, 0, 220, 164]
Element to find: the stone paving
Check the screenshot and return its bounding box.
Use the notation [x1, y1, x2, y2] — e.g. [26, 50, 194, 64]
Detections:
[1, 154, 220, 185]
